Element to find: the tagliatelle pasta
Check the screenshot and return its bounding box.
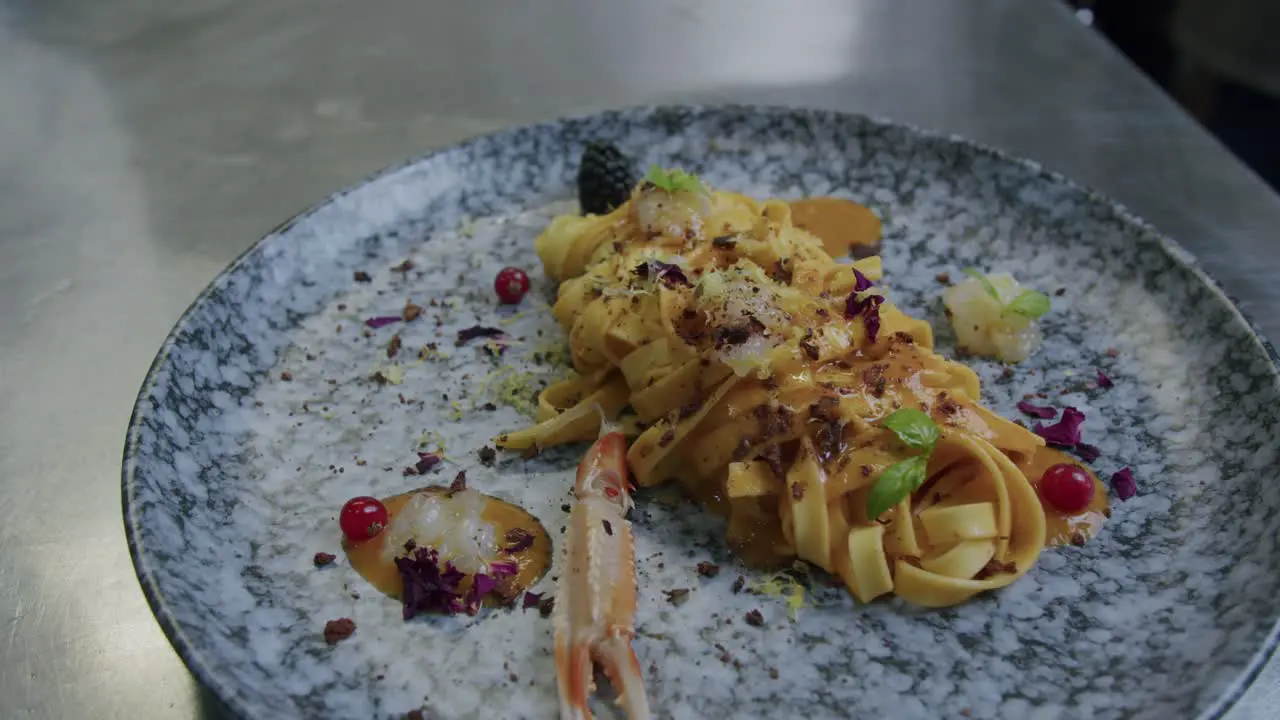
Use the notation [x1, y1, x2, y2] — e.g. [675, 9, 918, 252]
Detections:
[496, 178, 1054, 608]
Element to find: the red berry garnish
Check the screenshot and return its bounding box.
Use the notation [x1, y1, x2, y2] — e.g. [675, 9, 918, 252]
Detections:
[339, 496, 389, 542]
[495, 267, 530, 304]
[1039, 463, 1094, 514]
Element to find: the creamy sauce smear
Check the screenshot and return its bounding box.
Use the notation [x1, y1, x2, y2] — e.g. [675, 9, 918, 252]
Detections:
[343, 487, 552, 601]
[1020, 447, 1110, 547]
[788, 197, 883, 259]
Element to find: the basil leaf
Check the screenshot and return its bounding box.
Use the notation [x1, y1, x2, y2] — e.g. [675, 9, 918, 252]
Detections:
[882, 408, 940, 452]
[865, 456, 929, 520]
[1004, 289, 1051, 319]
[962, 267, 1000, 302]
[644, 164, 707, 195]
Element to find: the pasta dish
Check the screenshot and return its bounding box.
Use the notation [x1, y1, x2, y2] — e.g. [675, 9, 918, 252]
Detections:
[496, 168, 1082, 609]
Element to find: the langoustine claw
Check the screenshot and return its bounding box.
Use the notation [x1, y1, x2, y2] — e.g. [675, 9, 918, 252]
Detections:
[553, 425, 651, 720]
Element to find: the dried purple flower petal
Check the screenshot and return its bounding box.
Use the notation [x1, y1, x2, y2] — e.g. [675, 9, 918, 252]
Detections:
[1111, 467, 1137, 501]
[396, 547, 466, 619]
[471, 573, 496, 602]
[456, 325, 505, 346]
[1096, 369, 1114, 388]
[1032, 406, 1086, 447]
[365, 316, 402, 329]
[843, 269, 884, 344]
[1074, 443, 1101, 463]
[522, 592, 543, 610]
[1016, 400, 1057, 419]
[489, 559, 519, 577]
[414, 452, 441, 475]
[634, 260, 690, 287]
[504, 528, 535, 553]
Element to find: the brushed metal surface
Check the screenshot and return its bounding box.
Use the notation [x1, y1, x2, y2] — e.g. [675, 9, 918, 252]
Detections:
[1, 0, 1277, 717]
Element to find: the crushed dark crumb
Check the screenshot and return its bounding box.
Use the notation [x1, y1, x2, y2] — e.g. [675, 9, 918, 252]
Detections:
[732, 575, 745, 594]
[665, 588, 691, 606]
[769, 668, 779, 680]
[745, 609, 765, 627]
[974, 559, 1018, 580]
[696, 561, 720, 578]
[602, 519, 613, 536]
[354, 271, 371, 283]
[323, 618, 356, 645]
[478, 446, 496, 465]
[560, 503, 571, 513]
[313, 552, 336, 568]
[538, 596, 555, 617]
[483, 402, 497, 411]
[935, 272, 951, 284]
[391, 259, 414, 272]
[280, 371, 293, 381]
[1054, 287, 1066, 296]
[449, 471, 467, 493]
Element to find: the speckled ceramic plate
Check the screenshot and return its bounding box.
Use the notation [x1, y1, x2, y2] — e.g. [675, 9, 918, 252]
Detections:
[124, 105, 1280, 720]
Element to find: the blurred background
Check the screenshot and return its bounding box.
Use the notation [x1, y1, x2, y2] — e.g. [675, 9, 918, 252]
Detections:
[1068, 0, 1280, 191]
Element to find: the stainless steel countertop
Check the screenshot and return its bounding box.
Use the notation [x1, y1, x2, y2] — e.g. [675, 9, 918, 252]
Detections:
[2, 1, 1278, 717]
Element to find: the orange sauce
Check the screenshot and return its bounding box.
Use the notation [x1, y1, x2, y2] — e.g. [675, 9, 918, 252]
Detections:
[1018, 447, 1110, 547]
[788, 197, 883, 258]
[343, 486, 552, 600]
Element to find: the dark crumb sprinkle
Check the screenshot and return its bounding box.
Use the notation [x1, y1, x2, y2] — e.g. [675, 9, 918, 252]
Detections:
[280, 371, 293, 381]
[732, 575, 745, 594]
[769, 668, 780, 680]
[602, 519, 613, 536]
[313, 552, 336, 568]
[478, 446, 496, 465]
[404, 710, 425, 720]
[353, 271, 371, 283]
[483, 402, 497, 411]
[449, 471, 467, 493]
[658, 428, 676, 447]
[696, 561, 720, 578]
[665, 588, 691, 606]
[1106, 347, 1120, 358]
[538, 596, 555, 618]
[387, 334, 402, 358]
[935, 272, 951, 284]
[745, 609, 765, 627]
[1002, 367, 1015, 379]
[1054, 287, 1066, 296]
[392, 259, 414, 272]
[323, 618, 356, 645]
[561, 503, 571, 513]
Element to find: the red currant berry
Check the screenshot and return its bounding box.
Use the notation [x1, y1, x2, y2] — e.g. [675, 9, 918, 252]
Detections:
[1039, 463, 1094, 514]
[339, 496, 389, 542]
[494, 267, 530, 304]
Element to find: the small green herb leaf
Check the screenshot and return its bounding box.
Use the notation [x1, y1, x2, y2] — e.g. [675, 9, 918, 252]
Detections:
[962, 267, 1000, 302]
[644, 164, 708, 195]
[882, 408, 940, 452]
[865, 456, 929, 520]
[1004, 289, 1051, 319]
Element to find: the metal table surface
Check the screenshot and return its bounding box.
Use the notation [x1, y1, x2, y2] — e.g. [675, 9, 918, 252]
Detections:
[2, 0, 1278, 717]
